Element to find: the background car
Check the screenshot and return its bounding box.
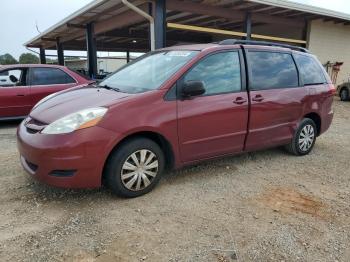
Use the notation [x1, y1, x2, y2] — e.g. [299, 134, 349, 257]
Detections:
[0, 64, 93, 120]
[337, 78, 350, 101]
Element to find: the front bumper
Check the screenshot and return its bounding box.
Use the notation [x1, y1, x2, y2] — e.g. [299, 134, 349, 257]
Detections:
[17, 119, 118, 189]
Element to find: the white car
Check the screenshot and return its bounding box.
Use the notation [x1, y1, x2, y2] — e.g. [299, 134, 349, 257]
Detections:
[0, 70, 12, 86]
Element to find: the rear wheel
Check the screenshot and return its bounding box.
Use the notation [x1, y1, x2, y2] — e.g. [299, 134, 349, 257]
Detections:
[104, 138, 165, 198]
[340, 88, 349, 101]
[285, 118, 317, 156]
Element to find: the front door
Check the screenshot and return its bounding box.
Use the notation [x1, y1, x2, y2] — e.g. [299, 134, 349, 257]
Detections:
[177, 51, 249, 163]
[0, 68, 31, 118]
[244, 50, 307, 151]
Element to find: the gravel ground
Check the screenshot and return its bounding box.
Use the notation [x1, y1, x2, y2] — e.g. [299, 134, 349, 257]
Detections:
[0, 98, 349, 262]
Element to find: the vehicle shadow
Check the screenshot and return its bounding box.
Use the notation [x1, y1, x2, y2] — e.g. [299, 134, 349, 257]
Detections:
[162, 147, 284, 184]
[22, 147, 285, 204]
[0, 119, 22, 129]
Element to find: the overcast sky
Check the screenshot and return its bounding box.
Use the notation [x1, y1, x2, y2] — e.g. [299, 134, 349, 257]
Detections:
[1, 0, 350, 59]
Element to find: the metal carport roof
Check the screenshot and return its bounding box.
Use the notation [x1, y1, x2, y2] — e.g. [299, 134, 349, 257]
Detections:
[25, 0, 350, 53]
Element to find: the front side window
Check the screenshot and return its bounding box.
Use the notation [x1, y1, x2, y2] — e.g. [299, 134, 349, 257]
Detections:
[184, 51, 242, 95]
[100, 50, 199, 94]
[248, 51, 298, 90]
[294, 54, 326, 85]
[0, 69, 27, 87]
[31, 68, 75, 85]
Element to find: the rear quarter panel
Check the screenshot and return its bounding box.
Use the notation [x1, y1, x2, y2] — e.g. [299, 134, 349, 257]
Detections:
[303, 84, 334, 135]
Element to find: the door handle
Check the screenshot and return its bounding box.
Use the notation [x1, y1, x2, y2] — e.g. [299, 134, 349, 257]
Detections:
[16, 94, 25, 97]
[252, 95, 264, 102]
[233, 97, 247, 104]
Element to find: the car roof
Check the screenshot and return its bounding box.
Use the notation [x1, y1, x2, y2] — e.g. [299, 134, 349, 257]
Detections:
[0, 64, 67, 70]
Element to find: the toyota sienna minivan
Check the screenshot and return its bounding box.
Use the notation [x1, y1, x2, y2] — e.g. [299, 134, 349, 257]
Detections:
[17, 40, 335, 198]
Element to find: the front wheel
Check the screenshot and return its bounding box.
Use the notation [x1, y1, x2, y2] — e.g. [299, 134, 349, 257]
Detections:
[104, 138, 165, 198]
[285, 118, 317, 156]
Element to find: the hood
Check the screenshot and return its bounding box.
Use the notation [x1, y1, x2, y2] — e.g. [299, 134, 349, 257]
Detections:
[30, 86, 130, 123]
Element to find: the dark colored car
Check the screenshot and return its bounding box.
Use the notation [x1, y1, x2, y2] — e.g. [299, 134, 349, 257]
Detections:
[0, 64, 92, 120]
[17, 40, 335, 198]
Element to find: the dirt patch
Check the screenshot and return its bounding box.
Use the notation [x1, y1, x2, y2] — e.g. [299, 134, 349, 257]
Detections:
[258, 187, 329, 219]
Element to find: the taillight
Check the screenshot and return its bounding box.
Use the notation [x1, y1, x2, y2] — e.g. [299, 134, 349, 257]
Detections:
[328, 84, 336, 96]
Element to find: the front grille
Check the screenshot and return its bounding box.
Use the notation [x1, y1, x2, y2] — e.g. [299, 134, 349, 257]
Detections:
[25, 117, 47, 134]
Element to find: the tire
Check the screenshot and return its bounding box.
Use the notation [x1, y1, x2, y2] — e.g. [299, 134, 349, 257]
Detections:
[340, 88, 349, 101]
[104, 137, 165, 198]
[285, 118, 317, 156]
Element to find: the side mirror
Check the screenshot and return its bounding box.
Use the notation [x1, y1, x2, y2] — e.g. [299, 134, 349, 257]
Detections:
[9, 75, 18, 83]
[182, 81, 205, 97]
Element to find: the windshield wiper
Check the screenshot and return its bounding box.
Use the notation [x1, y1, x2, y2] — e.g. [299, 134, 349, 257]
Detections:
[97, 84, 121, 92]
[304, 82, 326, 86]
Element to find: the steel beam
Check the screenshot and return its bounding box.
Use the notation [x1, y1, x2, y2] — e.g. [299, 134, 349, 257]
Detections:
[39, 47, 46, 64]
[94, 5, 149, 35]
[56, 38, 64, 65]
[167, 0, 304, 27]
[167, 23, 307, 44]
[61, 39, 149, 52]
[67, 23, 86, 29]
[154, 0, 166, 49]
[101, 28, 211, 43]
[303, 20, 311, 48]
[126, 50, 130, 63]
[41, 37, 57, 42]
[245, 12, 252, 40]
[86, 22, 98, 78]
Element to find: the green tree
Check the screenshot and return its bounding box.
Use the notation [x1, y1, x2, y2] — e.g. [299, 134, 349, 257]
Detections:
[0, 53, 18, 65]
[19, 53, 39, 64]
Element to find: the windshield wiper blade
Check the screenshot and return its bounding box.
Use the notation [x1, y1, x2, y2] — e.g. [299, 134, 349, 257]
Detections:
[97, 84, 121, 92]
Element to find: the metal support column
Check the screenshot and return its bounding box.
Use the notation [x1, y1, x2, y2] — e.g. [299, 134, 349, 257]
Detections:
[126, 50, 130, 63]
[56, 38, 64, 65]
[86, 22, 98, 78]
[154, 0, 166, 49]
[303, 20, 311, 48]
[244, 12, 252, 40]
[39, 47, 46, 64]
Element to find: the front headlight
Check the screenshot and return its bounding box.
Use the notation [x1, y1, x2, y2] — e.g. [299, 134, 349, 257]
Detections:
[42, 107, 108, 134]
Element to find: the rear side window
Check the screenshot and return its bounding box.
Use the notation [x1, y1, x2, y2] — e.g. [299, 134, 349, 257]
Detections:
[184, 51, 241, 95]
[294, 54, 326, 85]
[248, 51, 298, 90]
[31, 68, 75, 85]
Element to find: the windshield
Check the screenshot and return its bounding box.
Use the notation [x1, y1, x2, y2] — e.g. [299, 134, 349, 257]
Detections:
[99, 50, 199, 93]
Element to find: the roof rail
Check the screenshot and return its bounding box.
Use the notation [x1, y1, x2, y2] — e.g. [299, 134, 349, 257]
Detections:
[218, 39, 309, 53]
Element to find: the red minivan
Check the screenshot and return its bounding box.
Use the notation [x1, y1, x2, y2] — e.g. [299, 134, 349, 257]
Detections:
[0, 64, 91, 120]
[17, 40, 335, 197]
